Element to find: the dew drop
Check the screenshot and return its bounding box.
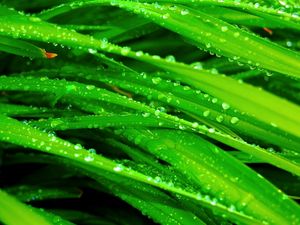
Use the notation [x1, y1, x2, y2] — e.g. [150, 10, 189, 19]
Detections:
[180, 9, 189, 15]
[221, 26, 228, 32]
[196, 193, 202, 200]
[162, 13, 170, 19]
[208, 128, 215, 133]
[222, 102, 230, 110]
[230, 117, 239, 124]
[142, 112, 151, 117]
[286, 41, 292, 47]
[152, 77, 162, 84]
[84, 155, 94, 162]
[191, 62, 203, 70]
[74, 144, 82, 150]
[135, 51, 143, 57]
[121, 47, 131, 56]
[86, 85, 95, 90]
[113, 164, 124, 172]
[203, 110, 210, 117]
[192, 122, 199, 128]
[216, 115, 224, 123]
[88, 48, 97, 54]
[165, 55, 176, 62]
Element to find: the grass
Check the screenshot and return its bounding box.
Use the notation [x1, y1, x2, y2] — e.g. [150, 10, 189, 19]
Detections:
[0, 0, 300, 224]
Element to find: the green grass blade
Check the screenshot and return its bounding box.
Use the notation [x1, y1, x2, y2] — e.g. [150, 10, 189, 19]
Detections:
[0, 189, 55, 225]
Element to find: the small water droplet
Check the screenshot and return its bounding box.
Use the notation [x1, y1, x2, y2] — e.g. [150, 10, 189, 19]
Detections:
[142, 112, 151, 117]
[192, 122, 199, 128]
[113, 164, 124, 172]
[230, 117, 239, 124]
[222, 102, 230, 110]
[221, 26, 228, 32]
[180, 9, 189, 15]
[88, 48, 97, 54]
[208, 128, 215, 133]
[216, 115, 224, 123]
[165, 55, 176, 62]
[203, 110, 210, 117]
[152, 77, 162, 84]
[74, 144, 82, 150]
[162, 13, 170, 19]
[84, 155, 94, 162]
[135, 51, 143, 57]
[121, 47, 131, 56]
[86, 85, 95, 90]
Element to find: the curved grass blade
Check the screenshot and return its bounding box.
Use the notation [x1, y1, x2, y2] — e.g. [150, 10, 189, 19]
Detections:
[120, 128, 300, 225]
[1, 3, 300, 140]
[0, 36, 53, 58]
[0, 189, 55, 225]
[5, 186, 82, 203]
[36, 1, 300, 78]
[1, 5, 300, 175]
[0, 115, 261, 224]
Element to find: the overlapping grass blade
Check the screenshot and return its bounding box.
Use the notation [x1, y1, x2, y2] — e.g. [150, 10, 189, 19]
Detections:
[1, 3, 300, 139]
[0, 189, 56, 225]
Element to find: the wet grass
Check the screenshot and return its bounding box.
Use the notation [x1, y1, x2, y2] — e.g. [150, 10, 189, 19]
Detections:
[0, 0, 300, 224]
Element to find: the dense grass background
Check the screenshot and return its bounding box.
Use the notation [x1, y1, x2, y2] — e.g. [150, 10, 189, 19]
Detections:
[0, 0, 300, 224]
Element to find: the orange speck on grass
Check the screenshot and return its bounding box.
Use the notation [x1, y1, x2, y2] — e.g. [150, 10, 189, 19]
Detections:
[41, 48, 58, 59]
[45, 52, 58, 59]
[263, 27, 273, 35]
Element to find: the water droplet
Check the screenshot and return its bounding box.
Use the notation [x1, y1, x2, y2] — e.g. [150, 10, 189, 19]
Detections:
[179, 125, 186, 130]
[74, 144, 82, 150]
[86, 85, 95, 90]
[192, 122, 199, 128]
[180, 9, 189, 15]
[84, 155, 94, 162]
[230, 117, 239, 124]
[228, 205, 236, 212]
[88, 48, 97, 54]
[142, 112, 151, 117]
[286, 41, 292, 47]
[88, 148, 96, 154]
[203, 110, 210, 117]
[208, 128, 215, 133]
[113, 164, 124, 172]
[152, 77, 162, 84]
[212, 98, 218, 103]
[196, 193, 202, 200]
[135, 51, 143, 57]
[165, 55, 176, 62]
[191, 62, 203, 70]
[154, 176, 161, 183]
[155, 107, 166, 116]
[221, 26, 228, 32]
[222, 102, 230, 110]
[121, 47, 131, 56]
[216, 115, 224, 123]
[162, 13, 170, 19]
